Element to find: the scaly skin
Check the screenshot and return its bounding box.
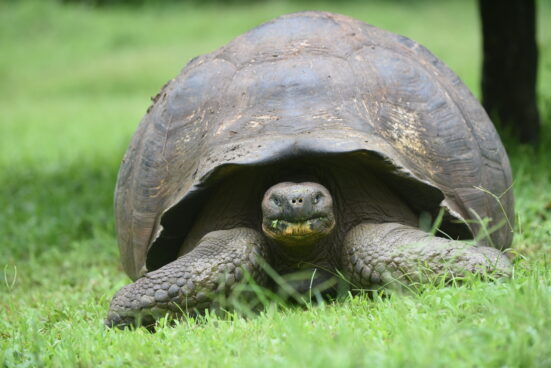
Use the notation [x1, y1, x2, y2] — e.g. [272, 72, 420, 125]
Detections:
[341, 223, 512, 288]
[105, 228, 269, 328]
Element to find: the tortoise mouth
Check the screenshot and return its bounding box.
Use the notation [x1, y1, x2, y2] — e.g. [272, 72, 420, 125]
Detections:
[262, 216, 335, 246]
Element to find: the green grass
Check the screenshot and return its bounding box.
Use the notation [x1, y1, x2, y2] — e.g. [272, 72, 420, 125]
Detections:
[1, 0, 550, 366]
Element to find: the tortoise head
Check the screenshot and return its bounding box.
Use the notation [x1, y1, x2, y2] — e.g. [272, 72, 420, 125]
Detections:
[261, 182, 335, 247]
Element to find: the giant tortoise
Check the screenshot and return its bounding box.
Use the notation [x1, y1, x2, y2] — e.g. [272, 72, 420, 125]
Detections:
[106, 11, 514, 327]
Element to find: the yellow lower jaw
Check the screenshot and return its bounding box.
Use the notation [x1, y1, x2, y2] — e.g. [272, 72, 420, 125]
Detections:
[263, 218, 332, 246]
[281, 222, 315, 237]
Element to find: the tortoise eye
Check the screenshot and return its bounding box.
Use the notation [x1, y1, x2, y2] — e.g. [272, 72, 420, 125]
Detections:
[313, 193, 323, 204]
[271, 197, 281, 206]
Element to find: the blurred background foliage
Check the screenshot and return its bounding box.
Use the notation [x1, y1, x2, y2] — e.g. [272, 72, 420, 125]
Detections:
[57, 0, 440, 6]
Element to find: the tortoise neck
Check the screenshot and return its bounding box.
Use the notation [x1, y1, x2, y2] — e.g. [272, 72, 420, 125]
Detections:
[268, 237, 333, 270]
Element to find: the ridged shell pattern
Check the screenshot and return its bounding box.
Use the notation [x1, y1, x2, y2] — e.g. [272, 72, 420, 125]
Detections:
[115, 12, 513, 280]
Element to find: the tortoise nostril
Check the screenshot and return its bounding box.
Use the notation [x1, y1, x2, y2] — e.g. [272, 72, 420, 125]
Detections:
[291, 198, 303, 205]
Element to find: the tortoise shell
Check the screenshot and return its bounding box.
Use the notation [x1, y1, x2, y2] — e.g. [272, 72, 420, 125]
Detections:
[115, 11, 514, 280]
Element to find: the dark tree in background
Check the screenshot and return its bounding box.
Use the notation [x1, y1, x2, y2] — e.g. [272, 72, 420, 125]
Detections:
[479, 0, 540, 144]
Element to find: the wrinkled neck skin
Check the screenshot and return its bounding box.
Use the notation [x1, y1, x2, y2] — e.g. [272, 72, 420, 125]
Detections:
[267, 235, 337, 273]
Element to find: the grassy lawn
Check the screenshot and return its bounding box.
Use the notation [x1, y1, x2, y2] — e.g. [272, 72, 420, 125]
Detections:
[1, 0, 550, 366]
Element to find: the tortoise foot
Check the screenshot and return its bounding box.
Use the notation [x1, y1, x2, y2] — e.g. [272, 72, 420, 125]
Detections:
[341, 223, 512, 288]
[106, 228, 269, 328]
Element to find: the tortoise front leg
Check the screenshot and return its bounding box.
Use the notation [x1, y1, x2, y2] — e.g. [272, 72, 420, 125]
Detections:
[341, 223, 511, 289]
[105, 228, 269, 328]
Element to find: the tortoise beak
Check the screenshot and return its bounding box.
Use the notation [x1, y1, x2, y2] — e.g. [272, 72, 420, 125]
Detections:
[262, 216, 335, 246]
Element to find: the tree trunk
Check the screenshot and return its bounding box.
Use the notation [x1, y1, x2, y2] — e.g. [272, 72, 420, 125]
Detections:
[479, 0, 540, 145]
